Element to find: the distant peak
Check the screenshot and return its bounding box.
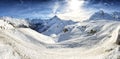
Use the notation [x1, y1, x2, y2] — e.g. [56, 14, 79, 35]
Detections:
[51, 15, 60, 20]
[54, 15, 58, 18]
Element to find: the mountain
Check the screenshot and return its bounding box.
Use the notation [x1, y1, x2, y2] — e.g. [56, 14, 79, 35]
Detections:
[29, 15, 76, 36]
[0, 16, 120, 59]
[89, 10, 120, 21]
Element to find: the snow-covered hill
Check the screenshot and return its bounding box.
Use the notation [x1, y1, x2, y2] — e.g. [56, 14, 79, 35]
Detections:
[0, 15, 120, 59]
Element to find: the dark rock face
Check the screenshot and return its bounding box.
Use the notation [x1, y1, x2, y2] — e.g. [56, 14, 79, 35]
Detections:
[29, 19, 47, 32]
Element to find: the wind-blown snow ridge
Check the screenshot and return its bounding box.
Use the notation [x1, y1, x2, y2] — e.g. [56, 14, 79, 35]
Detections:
[0, 16, 120, 59]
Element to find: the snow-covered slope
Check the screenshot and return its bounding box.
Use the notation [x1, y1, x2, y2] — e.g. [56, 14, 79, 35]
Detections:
[0, 16, 120, 59]
[0, 17, 29, 28]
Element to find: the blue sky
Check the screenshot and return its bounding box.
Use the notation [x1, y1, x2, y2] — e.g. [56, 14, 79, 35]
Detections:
[0, 0, 120, 19]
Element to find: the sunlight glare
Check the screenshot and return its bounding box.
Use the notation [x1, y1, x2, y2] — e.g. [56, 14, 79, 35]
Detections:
[68, 0, 84, 11]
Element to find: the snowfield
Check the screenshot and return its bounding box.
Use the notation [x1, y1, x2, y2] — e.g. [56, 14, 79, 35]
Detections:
[0, 14, 120, 59]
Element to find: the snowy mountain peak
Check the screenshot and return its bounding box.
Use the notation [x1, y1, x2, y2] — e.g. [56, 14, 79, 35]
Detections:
[47, 15, 62, 26]
[50, 15, 60, 20]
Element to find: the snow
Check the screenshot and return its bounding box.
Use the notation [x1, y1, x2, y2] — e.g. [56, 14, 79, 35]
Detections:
[18, 28, 55, 44]
[0, 13, 120, 59]
[89, 11, 120, 21]
[0, 17, 29, 28]
[0, 20, 14, 29]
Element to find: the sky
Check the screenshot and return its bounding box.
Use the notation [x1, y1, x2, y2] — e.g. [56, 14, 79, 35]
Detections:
[0, 0, 120, 3]
[0, 0, 69, 19]
[0, 0, 120, 20]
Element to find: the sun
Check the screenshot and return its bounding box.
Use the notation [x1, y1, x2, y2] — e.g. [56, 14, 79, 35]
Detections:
[58, 0, 91, 22]
[68, 0, 84, 11]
